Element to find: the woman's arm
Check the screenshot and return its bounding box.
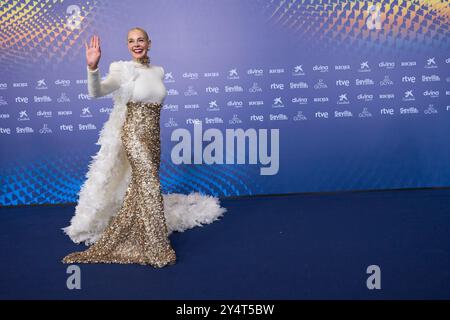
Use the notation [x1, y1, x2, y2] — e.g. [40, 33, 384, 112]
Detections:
[87, 62, 121, 98]
[84, 35, 120, 98]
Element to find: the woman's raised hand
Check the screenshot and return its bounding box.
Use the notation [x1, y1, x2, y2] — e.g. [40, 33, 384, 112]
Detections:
[85, 35, 101, 70]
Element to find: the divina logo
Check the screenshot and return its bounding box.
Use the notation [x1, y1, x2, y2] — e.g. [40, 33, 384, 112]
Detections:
[313, 65, 329, 72]
[423, 90, 439, 98]
[292, 97, 308, 104]
[227, 101, 243, 108]
[170, 122, 280, 175]
[247, 69, 263, 76]
[379, 62, 395, 69]
[357, 93, 373, 101]
[55, 79, 71, 87]
[182, 72, 199, 80]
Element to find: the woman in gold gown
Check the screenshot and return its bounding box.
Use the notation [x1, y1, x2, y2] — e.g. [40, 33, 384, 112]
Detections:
[63, 28, 177, 267]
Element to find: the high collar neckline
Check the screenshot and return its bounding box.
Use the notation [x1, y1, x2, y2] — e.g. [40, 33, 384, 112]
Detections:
[131, 60, 151, 68]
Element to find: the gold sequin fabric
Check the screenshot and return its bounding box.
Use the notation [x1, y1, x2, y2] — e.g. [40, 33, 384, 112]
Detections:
[63, 101, 176, 267]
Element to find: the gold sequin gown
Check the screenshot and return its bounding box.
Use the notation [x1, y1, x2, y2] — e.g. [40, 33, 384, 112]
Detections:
[63, 61, 176, 267]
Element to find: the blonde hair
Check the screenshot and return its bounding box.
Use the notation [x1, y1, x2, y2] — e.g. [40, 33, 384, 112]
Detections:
[127, 27, 151, 43]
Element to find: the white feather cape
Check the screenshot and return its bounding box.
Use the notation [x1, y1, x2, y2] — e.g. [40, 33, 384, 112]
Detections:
[62, 60, 227, 245]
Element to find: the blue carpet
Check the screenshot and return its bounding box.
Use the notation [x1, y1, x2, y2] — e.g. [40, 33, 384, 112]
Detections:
[0, 189, 449, 299]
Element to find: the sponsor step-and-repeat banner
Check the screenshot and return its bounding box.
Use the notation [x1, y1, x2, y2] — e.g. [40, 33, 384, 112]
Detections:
[0, 0, 449, 205]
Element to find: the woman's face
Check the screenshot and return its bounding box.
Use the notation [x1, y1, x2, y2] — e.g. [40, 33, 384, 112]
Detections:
[127, 30, 150, 60]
